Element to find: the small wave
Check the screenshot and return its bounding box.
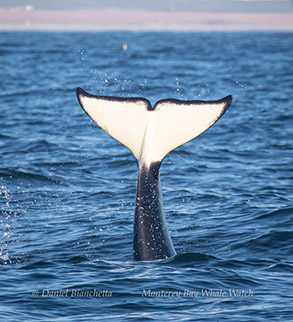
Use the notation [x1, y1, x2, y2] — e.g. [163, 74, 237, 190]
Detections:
[162, 252, 218, 265]
[245, 231, 293, 250]
[0, 134, 15, 140]
[257, 207, 293, 220]
[0, 254, 28, 266]
[0, 169, 62, 185]
[0, 209, 23, 217]
[0, 49, 11, 56]
[19, 260, 56, 270]
[266, 261, 293, 273]
[62, 255, 90, 264]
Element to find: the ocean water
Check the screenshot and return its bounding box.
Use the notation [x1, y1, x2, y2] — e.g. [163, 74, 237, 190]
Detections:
[0, 31, 292, 321]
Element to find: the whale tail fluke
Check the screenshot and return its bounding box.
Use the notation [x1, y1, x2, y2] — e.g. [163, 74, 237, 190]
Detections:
[77, 87, 232, 261]
[76, 88, 232, 166]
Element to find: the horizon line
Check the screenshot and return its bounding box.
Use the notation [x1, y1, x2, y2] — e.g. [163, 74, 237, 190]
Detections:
[0, 9, 292, 32]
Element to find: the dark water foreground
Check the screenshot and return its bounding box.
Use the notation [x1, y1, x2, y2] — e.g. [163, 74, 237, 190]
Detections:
[0, 31, 292, 321]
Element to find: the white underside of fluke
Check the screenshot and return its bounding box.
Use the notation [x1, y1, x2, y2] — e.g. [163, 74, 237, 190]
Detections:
[77, 88, 232, 166]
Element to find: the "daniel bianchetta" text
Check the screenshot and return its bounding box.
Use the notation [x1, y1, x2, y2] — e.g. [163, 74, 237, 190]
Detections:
[39, 289, 112, 298]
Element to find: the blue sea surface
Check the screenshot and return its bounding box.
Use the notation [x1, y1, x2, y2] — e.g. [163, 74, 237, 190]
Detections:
[0, 31, 292, 321]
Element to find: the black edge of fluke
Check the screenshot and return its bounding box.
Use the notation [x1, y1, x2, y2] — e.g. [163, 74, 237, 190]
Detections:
[216, 95, 232, 120]
[76, 87, 98, 104]
[76, 87, 152, 109]
[222, 95, 233, 110]
[76, 87, 84, 106]
[216, 95, 232, 124]
[76, 87, 91, 118]
[76, 87, 83, 97]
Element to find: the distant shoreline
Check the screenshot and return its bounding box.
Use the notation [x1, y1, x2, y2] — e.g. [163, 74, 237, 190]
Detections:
[0, 9, 292, 32]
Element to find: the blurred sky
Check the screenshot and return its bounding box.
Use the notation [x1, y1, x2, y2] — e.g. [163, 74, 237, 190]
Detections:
[1, 0, 292, 31]
[0, 0, 292, 13]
